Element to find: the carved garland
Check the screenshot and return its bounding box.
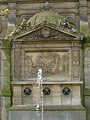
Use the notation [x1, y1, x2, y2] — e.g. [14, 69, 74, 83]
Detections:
[72, 48, 79, 79]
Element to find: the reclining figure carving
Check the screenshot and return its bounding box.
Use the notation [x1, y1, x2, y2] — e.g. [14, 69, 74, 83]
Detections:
[59, 17, 77, 33]
[11, 19, 31, 35]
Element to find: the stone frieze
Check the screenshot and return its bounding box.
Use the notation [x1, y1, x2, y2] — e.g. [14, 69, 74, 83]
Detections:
[24, 51, 69, 78]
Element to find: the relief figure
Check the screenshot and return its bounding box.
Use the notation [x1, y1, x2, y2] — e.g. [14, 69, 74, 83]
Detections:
[24, 52, 69, 78]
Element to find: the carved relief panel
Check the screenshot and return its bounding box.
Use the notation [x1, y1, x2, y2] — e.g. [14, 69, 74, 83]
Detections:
[71, 43, 80, 80]
[13, 41, 81, 81]
[72, 50, 80, 78]
[24, 51, 69, 78]
[21, 27, 76, 40]
[12, 40, 81, 82]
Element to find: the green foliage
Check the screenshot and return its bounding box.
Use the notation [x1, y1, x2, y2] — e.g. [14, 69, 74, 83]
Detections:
[84, 36, 90, 42]
[80, 23, 89, 37]
[83, 36, 90, 49]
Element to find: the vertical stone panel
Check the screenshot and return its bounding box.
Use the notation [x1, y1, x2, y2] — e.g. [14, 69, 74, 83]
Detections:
[13, 44, 22, 80]
[88, 15, 90, 33]
[72, 85, 81, 105]
[43, 85, 52, 105]
[72, 44, 80, 80]
[84, 48, 90, 88]
[84, 46, 90, 120]
[79, 0, 89, 35]
[85, 96, 90, 120]
[61, 85, 72, 105]
[22, 85, 33, 105]
[52, 85, 61, 105]
[13, 85, 22, 105]
[33, 84, 41, 105]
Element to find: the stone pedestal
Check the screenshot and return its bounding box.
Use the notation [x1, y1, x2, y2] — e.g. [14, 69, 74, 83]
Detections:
[12, 81, 83, 106]
[9, 105, 86, 120]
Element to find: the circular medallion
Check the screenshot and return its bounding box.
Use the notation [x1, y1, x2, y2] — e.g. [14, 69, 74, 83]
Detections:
[23, 87, 32, 95]
[62, 87, 70, 95]
[43, 87, 51, 95]
[41, 28, 50, 38]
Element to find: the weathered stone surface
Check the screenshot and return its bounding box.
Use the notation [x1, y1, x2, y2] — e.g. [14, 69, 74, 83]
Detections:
[85, 96, 90, 120]
[84, 47, 90, 88]
[12, 81, 82, 106]
[0, 0, 90, 120]
[9, 106, 86, 120]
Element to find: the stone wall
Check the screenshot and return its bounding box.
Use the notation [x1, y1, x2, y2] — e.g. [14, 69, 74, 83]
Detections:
[0, 0, 90, 120]
[12, 82, 82, 106]
[0, 3, 8, 119]
[84, 43, 90, 120]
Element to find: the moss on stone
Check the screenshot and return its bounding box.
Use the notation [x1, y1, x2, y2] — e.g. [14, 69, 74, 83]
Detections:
[6, 103, 11, 109]
[2, 66, 11, 97]
[2, 65, 11, 96]
[27, 11, 64, 27]
[84, 89, 90, 96]
[7, 26, 15, 35]
[2, 38, 11, 97]
[2, 38, 11, 62]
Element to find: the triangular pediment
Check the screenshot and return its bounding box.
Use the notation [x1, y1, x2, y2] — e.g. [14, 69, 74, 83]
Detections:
[11, 22, 82, 41]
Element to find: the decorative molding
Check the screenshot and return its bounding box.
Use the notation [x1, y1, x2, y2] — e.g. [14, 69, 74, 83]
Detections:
[9, 15, 82, 40]
[14, 48, 22, 80]
[72, 49, 80, 79]
[16, 26, 77, 40]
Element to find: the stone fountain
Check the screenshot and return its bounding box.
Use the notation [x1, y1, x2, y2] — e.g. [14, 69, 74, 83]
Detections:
[9, 10, 86, 120]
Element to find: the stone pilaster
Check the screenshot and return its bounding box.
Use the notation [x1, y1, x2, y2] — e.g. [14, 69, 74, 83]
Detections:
[79, 0, 89, 35]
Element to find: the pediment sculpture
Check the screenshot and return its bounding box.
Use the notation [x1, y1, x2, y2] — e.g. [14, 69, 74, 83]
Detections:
[9, 10, 83, 41]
